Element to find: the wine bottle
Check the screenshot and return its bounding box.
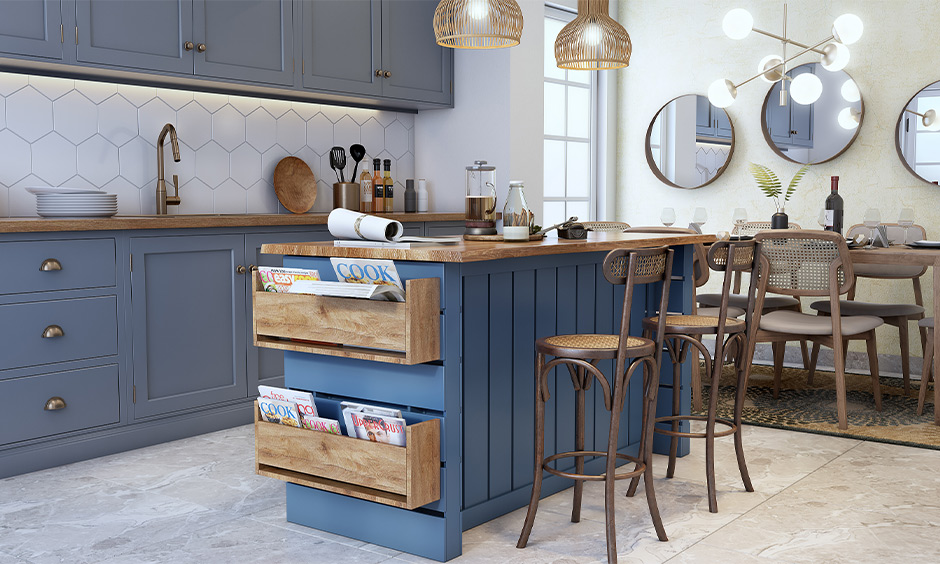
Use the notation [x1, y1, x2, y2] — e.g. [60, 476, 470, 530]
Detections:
[825, 175, 844, 235]
[383, 159, 394, 213]
[372, 158, 384, 213]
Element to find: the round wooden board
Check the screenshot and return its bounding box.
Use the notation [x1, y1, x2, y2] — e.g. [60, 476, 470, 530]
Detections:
[273, 156, 317, 213]
[463, 233, 544, 242]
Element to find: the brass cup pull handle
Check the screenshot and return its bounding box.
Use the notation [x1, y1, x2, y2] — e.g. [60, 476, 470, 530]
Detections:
[44, 397, 67, 411]
[40, 258, 62, 271]
[383, 71, 391, 78]
[196, 43, 206, 53]
[184, 41, 194, 51]
[42, 325, 65, 339]
[236, 265, 246, 275]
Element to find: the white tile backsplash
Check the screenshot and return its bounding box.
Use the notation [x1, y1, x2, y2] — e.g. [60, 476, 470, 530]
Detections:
[0, 71, 416, 216]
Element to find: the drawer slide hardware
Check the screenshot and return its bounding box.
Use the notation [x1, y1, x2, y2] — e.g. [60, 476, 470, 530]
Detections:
[44, 397, 66, 411]
[40, 258, 62, 271]
[42, 325, 65, 339]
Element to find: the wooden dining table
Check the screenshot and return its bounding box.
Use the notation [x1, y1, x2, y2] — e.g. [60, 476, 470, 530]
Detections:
[849, 245, 940, 421]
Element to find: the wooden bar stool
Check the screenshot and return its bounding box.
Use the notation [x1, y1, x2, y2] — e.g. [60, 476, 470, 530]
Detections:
[517, 246, 673, 563]
[627, 240, 759, 513]
[916, 318, 935, 421]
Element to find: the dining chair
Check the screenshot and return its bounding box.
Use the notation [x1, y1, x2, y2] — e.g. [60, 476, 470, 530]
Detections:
[582, 221, 631, 232]
[745, 230, 884, 430]
[517, 246, 672, 563]
[916, 318, 935, 422]
[810, 223, 928, 394]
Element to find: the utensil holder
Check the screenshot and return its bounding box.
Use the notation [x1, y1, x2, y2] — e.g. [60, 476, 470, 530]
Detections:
[333, 182, 360, 211]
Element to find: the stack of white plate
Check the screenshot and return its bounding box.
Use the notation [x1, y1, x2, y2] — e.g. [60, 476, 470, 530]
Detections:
[28, 187, 118, 218]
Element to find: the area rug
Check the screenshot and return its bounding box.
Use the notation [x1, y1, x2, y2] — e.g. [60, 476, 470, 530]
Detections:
[696, 363, 940, 450]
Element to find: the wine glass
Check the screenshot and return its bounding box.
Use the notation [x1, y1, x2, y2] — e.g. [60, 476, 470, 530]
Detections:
[732, 208, 747, 234]
[660, 207, 676, 227]
[898, 208, 915, 244]
[863, 208, 881, 248]
[692, 207, 708, 230]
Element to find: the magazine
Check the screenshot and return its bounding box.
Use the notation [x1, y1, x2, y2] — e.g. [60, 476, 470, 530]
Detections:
[288, 280, 404, 302]
[340, 401, 402, 438]
[301, 415, 342, 434]
[347, 411, 407, 447]
[257, 398, 301, 428]
[258, 385, 318, 418]
[330, 258, 403, 291]
[257, 266, 321, 293]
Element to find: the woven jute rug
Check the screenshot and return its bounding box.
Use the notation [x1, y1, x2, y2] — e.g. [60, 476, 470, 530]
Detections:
[696, 363, 940, 450]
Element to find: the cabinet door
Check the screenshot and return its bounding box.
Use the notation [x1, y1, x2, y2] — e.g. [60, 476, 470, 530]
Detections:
[788, 66, 814, 148]
[245, 229, 330, 392]
[301, 0, 382, 96]
[130, 234, 247, 419]
[766, 80, 791, 145]
[193, 0, 294, 86]
[694, 95, 714, 137]
[380, 0, 452, 104]
[0, 0, 64, 60]
[75, 0, 194, 74]
[714, 107, 732, 139]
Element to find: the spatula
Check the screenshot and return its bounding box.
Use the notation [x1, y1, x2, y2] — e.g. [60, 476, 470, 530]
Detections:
[330, 146, 346, 183]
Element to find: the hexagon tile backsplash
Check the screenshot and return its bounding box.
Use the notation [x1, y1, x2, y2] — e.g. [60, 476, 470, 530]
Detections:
[0, 72, 416, 217]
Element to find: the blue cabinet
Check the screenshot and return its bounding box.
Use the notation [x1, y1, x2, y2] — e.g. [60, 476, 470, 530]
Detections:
[0, 0, 65, 61]
[766, 65, 814, 148]
[695, 94, 732, 141]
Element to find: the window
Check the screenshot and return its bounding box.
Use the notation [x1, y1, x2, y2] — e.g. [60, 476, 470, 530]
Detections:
[899, 85, 940, 183]
[543, 6, 598, 227]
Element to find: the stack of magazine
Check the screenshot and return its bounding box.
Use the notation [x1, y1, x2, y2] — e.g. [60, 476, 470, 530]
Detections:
[257, 257, 404, 301]
[341, 401, 407, 447]
[257, 385, 341, 434]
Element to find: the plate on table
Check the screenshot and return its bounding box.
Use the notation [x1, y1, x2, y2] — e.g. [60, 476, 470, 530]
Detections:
[907, 240, 940, 249]
[27, 186, 101, 195]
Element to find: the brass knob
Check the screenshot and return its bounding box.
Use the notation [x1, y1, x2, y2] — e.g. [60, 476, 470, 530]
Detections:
[384, 71, 391, 78]
[44, 397, 67, 411]
[184, 41, 194, 51]
[197, 43, 206, 52]
[42, 324, 65, 338]
[790, 130, 798, 135]
[40, 258, 62, 271]
[375, 69, 382, 77]
[248, 264, 256, 271]
[236, 265, 246, 275]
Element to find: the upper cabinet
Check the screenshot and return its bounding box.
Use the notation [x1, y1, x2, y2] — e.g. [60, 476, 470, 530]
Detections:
[0, 0, 65, 60]
[302, 0, 452, 105]
[765, 65, 814, 148]
[695, 95, 732, 141]
[75, 0, 294, 85]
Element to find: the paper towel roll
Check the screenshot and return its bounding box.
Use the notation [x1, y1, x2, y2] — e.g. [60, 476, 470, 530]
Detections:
[327, 208, 404, 241]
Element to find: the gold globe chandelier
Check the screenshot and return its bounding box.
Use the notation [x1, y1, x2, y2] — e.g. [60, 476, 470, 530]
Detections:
[433, 0, 523, 49]
[555, 0, 631, 70]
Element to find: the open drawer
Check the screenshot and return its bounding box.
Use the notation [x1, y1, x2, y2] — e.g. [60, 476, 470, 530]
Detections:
[254, 401, 441, 510]
[251, 273, 440, 365]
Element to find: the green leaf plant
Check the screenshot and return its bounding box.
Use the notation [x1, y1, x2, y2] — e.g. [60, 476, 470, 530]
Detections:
[748, 163, 811, 213]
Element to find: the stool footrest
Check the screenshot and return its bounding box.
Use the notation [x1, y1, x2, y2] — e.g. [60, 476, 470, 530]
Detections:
[653, 415, 738, 438]
[542, 450, 644, 481]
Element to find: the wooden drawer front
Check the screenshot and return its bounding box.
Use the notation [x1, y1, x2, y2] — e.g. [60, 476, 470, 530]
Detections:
[255, 402, 440, 510]
[0, 239, 116, 295]
[0, 364, 120, 445]
[0, 296, 118, 371]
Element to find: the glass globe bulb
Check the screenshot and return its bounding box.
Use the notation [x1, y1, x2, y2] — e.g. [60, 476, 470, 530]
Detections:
[841, 79, 860, 103]
[789, 73, 823, 105]
[832, 14, 864, 45]
[467, 0, 489, 20]
[838, 107, 860, 130]
[924, 109, 940, 132]
[757, 54, 784, 83]
[722, 9, 753, 40]
[708, 78, 737, 109]
[584, 22, 601, 46]
[820, 42, 850, 72]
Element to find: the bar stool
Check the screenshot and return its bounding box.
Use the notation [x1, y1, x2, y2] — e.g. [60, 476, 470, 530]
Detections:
[916, 318, 935, 422]
[517, 246, 673, 564]
[628, 240, 759, 514]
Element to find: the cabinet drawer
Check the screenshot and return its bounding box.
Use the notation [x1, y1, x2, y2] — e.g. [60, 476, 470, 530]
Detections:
[0, 296, 118, 371]
[254, 401, 440, 510]
[0, 239, 116, 295]
[0, 364, 120, 445]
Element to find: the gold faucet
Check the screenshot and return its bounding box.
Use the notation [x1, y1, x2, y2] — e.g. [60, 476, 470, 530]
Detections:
[156, 123, 181, 214]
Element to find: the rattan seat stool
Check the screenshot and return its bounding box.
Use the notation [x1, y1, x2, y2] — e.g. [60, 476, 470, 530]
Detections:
[517, 246, 674, 563]
[628, 241, 759, 514]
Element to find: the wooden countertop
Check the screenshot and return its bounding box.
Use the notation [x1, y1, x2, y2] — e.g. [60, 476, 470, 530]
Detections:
[0, 212, 464, 233]
[262, 232, 716, 263]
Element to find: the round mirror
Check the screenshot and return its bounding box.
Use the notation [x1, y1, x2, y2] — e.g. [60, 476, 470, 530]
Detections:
[896, 80, 940, 185]
[645, 94, 735, 189]
[761, 62, 863, 164]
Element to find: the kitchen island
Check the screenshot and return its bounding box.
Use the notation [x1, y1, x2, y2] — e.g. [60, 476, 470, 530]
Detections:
[254, 232, 712, 561]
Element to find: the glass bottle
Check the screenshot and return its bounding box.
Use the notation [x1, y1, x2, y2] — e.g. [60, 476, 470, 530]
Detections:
[360, 167, 373, 213]
[825, 175, 844, 235]
[372, 158, 383, 213]
[502, 180, 531, 242]
[383, 159, 394, 213]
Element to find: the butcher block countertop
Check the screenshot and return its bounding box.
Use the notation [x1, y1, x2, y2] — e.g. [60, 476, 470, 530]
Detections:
[262, 232, 716, 263]
[0, 212, 465, 233]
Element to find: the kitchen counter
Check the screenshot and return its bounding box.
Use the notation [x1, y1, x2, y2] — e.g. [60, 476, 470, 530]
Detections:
[0, 212, 465, 233]
[263, 231, 716, 262]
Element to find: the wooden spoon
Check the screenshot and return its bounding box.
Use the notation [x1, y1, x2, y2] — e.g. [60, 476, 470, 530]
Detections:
[273, 156, 317, 214]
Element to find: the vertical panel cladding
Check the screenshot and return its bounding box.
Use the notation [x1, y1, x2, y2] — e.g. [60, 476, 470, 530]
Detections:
[462, 274, 489, 509]
[592, 262, 614, 458]
[511, 269, 536, 491]
[575, 264, 597, 455]
[534, 267, 557, 476]
[625, 279, 650, 447]
[552, 265, 577, 472]
[487, 272, 513, 499]
[655, 245, 693, 456]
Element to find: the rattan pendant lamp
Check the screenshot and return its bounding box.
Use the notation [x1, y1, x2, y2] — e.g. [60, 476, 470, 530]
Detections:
[433, 0, 524, 49]
[555, 0, 631, 70]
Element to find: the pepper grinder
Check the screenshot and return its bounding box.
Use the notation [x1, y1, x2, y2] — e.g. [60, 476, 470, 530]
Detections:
[417, 179, 429, 212]
[404, 179, 417, 212]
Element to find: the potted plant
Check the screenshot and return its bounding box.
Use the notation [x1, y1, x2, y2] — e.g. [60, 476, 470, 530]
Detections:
[748, 163, 810, 229]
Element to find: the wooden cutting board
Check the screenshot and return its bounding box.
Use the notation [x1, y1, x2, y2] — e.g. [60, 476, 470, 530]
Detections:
[273, 156, 317, 213]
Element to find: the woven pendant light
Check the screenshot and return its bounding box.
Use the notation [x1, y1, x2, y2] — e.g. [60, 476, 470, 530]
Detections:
[433, 0, 524, 49]
[555, 0, 631, 70]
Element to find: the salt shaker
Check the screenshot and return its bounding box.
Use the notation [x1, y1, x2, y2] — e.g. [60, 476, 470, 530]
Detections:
[417, 179, 429, 212]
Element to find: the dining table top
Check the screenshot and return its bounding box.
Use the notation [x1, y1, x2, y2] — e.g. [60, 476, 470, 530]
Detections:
[848, 244, 940, 265]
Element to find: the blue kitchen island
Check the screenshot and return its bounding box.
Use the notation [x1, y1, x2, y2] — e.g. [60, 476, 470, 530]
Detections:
[253, 232, 710, 561]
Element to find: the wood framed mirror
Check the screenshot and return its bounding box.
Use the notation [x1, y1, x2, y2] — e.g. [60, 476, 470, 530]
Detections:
[645, 94, 735, 189]
[896, 79, 940, 185]
[761, 62, 864, 165]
